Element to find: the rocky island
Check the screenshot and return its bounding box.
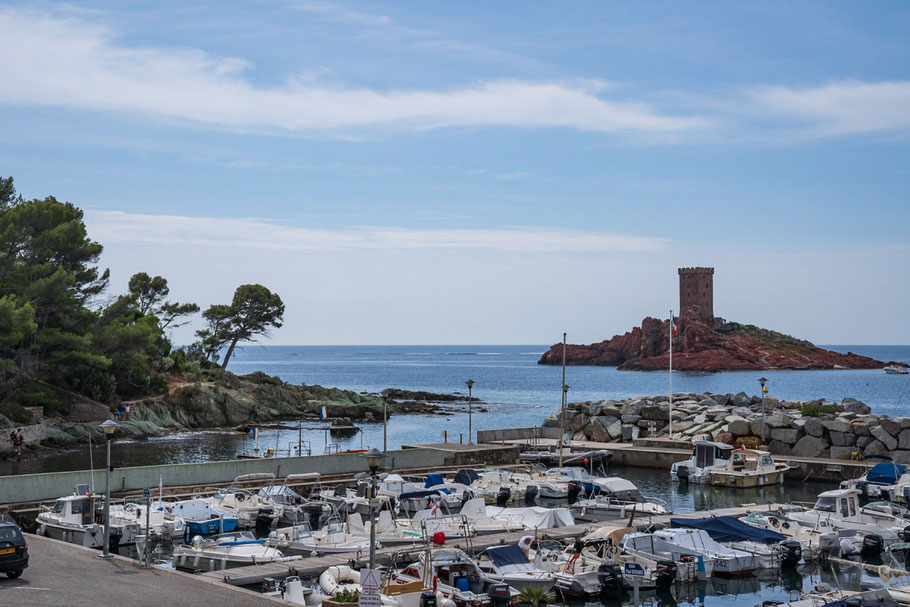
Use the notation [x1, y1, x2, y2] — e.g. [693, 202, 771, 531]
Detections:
[540, 267, 883, 371]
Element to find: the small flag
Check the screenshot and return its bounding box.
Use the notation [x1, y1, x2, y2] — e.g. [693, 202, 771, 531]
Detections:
[319, 406, 328, 420]
[671, 316, 678, 336]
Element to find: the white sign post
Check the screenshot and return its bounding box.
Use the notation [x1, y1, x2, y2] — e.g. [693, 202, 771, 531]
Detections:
[624, 562, 645, 606]
[359, 568, 382, 607]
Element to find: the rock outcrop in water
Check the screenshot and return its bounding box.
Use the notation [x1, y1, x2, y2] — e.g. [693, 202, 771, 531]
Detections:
[538, 313, 883, 371]
[550, 393, 910, 461]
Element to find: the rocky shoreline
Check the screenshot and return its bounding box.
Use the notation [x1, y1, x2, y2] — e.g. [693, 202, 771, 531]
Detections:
[0, 373, 480, 460]
[549, 392, 910, 462]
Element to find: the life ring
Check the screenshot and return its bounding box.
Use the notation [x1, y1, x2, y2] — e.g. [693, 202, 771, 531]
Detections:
[319, 565, 361, 595]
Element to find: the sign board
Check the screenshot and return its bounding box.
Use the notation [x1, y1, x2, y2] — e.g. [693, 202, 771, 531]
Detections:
[623, 562, 645, 578]
[359, 568, 381, 607]
[143, 488, 150, 498]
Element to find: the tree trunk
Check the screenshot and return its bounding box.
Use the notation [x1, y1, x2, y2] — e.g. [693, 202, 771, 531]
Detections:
[221, 337, 240, 370]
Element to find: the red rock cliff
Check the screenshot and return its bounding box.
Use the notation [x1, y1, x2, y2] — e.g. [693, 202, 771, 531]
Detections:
[538, 315, 883, 371]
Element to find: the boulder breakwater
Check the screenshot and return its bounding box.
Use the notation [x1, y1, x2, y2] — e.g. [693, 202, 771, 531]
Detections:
[546, 392, 910, 462]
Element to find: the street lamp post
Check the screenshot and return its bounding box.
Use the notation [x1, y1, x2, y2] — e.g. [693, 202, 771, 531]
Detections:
[98, 419, 120, 559]
[758, 377, 768, 444]
[465, 379, 474, 444]
[361, 447, 385, 569]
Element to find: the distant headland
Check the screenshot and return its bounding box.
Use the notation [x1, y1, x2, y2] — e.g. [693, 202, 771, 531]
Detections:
[539, 267, 885, 371]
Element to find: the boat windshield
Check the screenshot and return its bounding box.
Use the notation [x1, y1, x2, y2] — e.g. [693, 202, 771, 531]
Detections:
[814, 496, 837, 512]
[761, 456, 774, 467]
[326, 520, 344, 534]
[52, 500, 65, 513]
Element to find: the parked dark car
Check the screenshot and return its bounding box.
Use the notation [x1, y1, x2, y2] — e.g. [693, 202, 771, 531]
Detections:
[0, 520, 28, 579]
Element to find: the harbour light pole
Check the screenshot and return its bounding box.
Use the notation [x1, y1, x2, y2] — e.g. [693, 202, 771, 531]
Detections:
[758, 377, 768, 444]
[465, 379, 474, 444]
[361, 448, 385, 569]
[98, 418, 120, 559]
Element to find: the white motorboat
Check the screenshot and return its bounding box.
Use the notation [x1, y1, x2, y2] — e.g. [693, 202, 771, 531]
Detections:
[319, 564, 435, 607]
[708, 449, 789, 488]
[458, 498, 526, 535]
[268, 519, 372, 556]
[584, 526, 696, 585]
[483, 504, 575, 530]
[885, 365, 909, 375]
[469, 469, 547, 504]
[668, 516, 803, 569]
[423, 480, 493, 510]
[570, 489, 668, 523]
[395, 547, 519, 607]
[258, 473, 324, 526]
[474, 545, 556, 592]
[109, 500, 185, 539]
[36, 485, 139, 548]
[156, 497, 240, 535]
[523, 536, 623, 599]
[741, 511, 842, 559]
[840, 458, 910, 502]
[403, 508, 474, 541]
[671, 440, 734, 483]
[347, 509, 424, 546]
[208, 473, 278, 529]
[642, 528, 760, 576]
[173, 530, 301, 572]
[789, 489, 907, 553]
[535, 467, 630, 498]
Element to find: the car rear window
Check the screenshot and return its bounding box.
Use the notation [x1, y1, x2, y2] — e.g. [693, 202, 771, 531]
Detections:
[0, 527, 23, 542]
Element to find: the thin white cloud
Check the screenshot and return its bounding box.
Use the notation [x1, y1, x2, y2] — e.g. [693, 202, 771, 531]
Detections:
[746, 80, 910, 138]
[84, 210, 667, 254]
[0, 8, 703, 136]
[496, 171, 530, 181]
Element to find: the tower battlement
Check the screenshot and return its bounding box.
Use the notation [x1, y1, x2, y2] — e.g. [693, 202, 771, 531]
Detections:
[678, 267, 714, 321]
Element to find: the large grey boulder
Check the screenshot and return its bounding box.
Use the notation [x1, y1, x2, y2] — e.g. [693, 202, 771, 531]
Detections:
[804, 417, 825, 438]
[856, 436, 874, 449]
[607, 420, 623, 440]
[731, 392, 751, 408]
[620, 403, 643, 416]
[842, 398, 871, 415]
[871, 425, 898, 451]
[894, 451, 910, 464]
[829, 431, 856, 447]
[590, 418, 610, 442]
[714, 394, 730, 406]
[674, 420, 695, 433]
[791, 435, 828, 458]
[766, 411, 791, 428]
[880, 418, 902, 438]
[853, 423, 871, 437]
[726, 416, 752, 436]
[899, 429, 910, 451]
[771, 428, 801, 444]
[762, 396, 781, 409]
[600, 406, 621, 418]
[864, 440, 890, 457]
[621, 414, 642, 425]
[822, 419, 852, 434]
[767, 440, 792, 455]
[641, 405, 669, 421]
[700, 398, 719, 409]
[570, 414, 589, 433]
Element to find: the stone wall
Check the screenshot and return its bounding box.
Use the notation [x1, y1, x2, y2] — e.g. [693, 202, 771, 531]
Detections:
[545, 393, 907, 462]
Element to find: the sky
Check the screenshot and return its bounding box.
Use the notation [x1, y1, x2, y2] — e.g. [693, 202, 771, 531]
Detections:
[1, 1, 909, 346]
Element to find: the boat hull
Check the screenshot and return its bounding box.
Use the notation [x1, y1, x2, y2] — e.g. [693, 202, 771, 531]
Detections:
[709, 470, 785, 488]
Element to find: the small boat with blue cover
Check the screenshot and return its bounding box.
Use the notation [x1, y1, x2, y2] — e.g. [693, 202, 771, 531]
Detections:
[156, 498, 239, 535]
[172, 530, 300, 572]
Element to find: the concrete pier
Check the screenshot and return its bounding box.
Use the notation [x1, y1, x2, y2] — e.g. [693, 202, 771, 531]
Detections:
[1, 534, 282, 607]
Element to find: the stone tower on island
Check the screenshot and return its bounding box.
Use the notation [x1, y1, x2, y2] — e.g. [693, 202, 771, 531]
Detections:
[678, 267, 714, 322]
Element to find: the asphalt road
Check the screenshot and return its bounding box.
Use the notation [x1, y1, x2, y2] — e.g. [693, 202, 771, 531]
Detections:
[0, 534, 282, 606]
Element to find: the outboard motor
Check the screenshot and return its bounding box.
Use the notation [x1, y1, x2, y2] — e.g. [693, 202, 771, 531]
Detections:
[419, 591, 437, 607]
[901, 525, 910, 543]
[488, 583, 511, 607]
[256, 507, 275, 535]
[597, 562, 623, 600]
[262, 577, 279, 593]
[861, 533, 884, 556]
[676, 465, 690, 483]
[779, 540, 802, 568]
[304, 504, 325, 530]
[855, 480, 869, 497]
[817, 531, 839, 555]
[461, 490, 474, 506]
[496, 486, 511, 506]
[524, 484, 539, 503]
[655, 561, 677, 588]
[567, 481, 582, 503]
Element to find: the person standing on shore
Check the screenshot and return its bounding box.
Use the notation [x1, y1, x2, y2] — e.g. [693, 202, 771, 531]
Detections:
[125, 403, 131, 421]
[9, 429, 23, 458]
[116, 403, 124, 420]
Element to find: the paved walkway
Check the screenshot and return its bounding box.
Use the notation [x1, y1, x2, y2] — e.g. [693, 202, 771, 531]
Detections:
[0, 534, 280, 607]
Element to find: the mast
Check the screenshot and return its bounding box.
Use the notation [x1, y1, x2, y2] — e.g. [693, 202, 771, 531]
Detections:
[669, 309, 673, 439]
[560, 332, 567, 467]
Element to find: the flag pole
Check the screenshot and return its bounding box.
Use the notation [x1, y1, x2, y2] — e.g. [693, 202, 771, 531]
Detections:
[669, 309, 673, 439]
